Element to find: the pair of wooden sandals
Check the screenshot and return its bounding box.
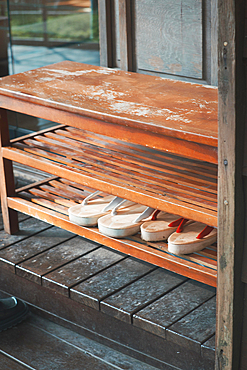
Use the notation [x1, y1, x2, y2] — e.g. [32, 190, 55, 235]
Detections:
[68, 191, 217, 255]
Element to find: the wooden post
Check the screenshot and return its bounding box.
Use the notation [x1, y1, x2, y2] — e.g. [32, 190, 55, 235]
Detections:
[0, 108, 19, 234]
[216, 0, 245, 368]
[211, 0, 218, 86]
[98, 0, 114, 67]
[118, 0, 133, 71]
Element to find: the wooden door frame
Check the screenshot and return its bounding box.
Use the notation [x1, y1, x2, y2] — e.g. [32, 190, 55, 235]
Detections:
[98, 0, 247, 368]
[217, 0, 246, 368]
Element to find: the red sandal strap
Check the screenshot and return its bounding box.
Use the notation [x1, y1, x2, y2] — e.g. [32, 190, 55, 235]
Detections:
[151, 210, 161, 221]
[176, 218, 189, 233]
[168, 217, 189, 233]
[196, 226, 214, 239]
[168, 217, 184, 228]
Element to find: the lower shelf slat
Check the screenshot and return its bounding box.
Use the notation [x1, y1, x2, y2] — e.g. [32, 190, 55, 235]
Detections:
[5, 126, 218, 227]
[9, 178, 217, 287]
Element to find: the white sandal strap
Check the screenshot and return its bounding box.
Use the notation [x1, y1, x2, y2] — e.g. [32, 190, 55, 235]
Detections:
[111, 199, 130, 215]
[134, 207, 156, 223]
[103, 197, 125, 212]
[82, 190, 102, 205]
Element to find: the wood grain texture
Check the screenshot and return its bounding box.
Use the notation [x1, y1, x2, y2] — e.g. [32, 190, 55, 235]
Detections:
[118, 0, 133, 71]
[98, 0, 113, 67]
[0, 320, 121, 370]
[0, 353, 28, 370]
[0, 315, 159, 370]
[100, 268, 186, 323]
[42, 246, 126, 295]
[217, 0, 246, 368]
[6, 195, 218, 286]
[70, 258, 155, 310]
[0, 257, 215, 369]
[0, 108, 18, 234]
[201, 335, 216, 362]
[0, 217, 51, 250]
[16, 236, 100, 284]
[210, 0, 218, 86]
[0, 61, 218, 148]
[135, 0, 203, 79]
[26, 314, 159, 370]
[0, 226, 73, 273]
[0, 285, 214, 370]
[167, 296, 216, 353]
[133, 280, 215, 339]
[4, 126, 218, 226]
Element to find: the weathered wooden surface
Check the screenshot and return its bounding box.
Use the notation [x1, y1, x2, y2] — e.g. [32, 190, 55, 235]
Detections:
[216, 0, 246, 368]
[0, 270, 215, 370]
[0, 217, 50, 250]
[0, 226, 73, 273]
[0, 108, 19, 234]
[0, 61, 218, 150]
[42, 246, 126, 295]
[0, 61, 219, 292]
[135, 0, 202, 79]
[0, 313, 160, 370]
[167, 296, 216, 353]
[0, 353, 28, 370]
[202, 335, 216, 362]
[133, 280, 215, 340]
[7, 128, 218, 225]
[100, 268, 186, 323]
[118, 0, 133, 71]
[16, 236, 101, 284]
[0, 212, 215, 369]
[7, 195, 218, 286]
[71, 258, 156, 310]
[98, 0, 114, 67]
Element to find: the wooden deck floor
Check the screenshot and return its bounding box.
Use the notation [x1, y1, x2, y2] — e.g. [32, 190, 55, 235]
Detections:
[0, 212, 216, 370]
[0, 166, 216, 369]
[0, 304, 159, 370]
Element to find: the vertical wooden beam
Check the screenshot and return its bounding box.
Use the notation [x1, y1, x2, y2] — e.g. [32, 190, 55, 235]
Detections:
[216, 0, 245, 368]
[0, 108, 19, 234]
[211, 0, 218, 86]
[98, 0, 113, 67]
[118, 0, 133, 71]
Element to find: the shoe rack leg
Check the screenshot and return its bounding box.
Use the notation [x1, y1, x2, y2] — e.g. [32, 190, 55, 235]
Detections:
[0, 108, 19, 234]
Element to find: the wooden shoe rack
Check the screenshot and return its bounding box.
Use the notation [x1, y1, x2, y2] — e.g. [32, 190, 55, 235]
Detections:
[0, 61, 218, 287]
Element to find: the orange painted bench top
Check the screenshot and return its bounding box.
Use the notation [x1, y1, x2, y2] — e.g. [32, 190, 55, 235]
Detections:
[0, 61, 218, 154]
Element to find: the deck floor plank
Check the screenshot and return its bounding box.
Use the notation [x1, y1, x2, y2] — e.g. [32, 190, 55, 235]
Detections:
[167, 297, 216, 353]
[100, 268, 187, 323]
[0, 218, 51, 251]
[42, 247, 128, 295]
[0, 227, 74, 273]
[16, 236, 101, 284]
[0, 352, 30, 370]
[0, 212, 29, 232]
[201, 334, 215, 361]
[133, 281, 216, 340]
[28, 314, 161, 370]
[0, 207, 216, 367]
[70, 258, 156, 310]
[0, 313, 160, 370]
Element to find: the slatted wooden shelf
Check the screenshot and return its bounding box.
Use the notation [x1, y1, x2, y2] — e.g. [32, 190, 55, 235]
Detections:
[0, 61, 218, 164]
[0, 61, 218, 288]
[7, 177, 217, 287]
[4, 125, 218, 227]
[0, 214, 216, 368]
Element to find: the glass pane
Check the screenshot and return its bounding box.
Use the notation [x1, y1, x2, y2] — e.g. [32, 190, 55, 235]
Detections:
[135, 0, 203, 79]
[1, 0, 100, 137]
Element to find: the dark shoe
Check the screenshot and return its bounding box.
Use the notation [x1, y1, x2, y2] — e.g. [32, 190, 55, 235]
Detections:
[0, 297, 29, 331]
